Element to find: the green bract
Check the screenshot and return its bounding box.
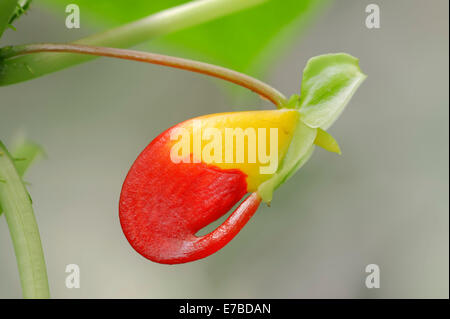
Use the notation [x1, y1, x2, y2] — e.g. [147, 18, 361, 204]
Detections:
[299, 53, 367, 129]
[258, 121, 316, 202]
[258, 53, 366, 203]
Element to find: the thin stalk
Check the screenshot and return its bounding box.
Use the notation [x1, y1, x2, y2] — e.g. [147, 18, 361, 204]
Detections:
[2, 43, 287, 107]
[0, 0, 269, 85]
[0, 142, 50, 298]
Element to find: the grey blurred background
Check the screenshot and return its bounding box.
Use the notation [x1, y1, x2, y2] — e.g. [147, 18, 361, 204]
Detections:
[0, 0, 448, 298]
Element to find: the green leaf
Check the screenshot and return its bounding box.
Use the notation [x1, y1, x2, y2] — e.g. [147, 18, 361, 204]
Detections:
[298, 53, 367, 129]
[258, 118, 316, 203]
[38, 0, 327, 74]
[0, 0, 18, 39]
[0, 0, 278, 85]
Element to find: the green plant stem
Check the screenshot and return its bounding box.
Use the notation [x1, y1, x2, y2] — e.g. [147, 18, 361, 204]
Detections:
[2, 43, 287, 107]
[0, 140, 43, 216]
[0, 0, 269, 86]
[0, 142, 50, 299]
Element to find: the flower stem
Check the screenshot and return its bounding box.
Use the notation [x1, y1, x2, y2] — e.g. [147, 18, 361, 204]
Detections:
[2, 43, 287, 107]
[0, 0, 269, 86]
[0, 141, 50, 299]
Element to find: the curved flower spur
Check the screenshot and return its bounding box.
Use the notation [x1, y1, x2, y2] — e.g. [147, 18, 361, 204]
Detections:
[119, 53, 366, 264]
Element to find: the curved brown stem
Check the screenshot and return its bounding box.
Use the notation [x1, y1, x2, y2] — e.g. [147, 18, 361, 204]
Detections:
[3, 43, 288, 107]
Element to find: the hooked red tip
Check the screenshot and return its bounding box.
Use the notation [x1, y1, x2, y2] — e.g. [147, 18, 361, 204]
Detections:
[119, 126, 261, 264]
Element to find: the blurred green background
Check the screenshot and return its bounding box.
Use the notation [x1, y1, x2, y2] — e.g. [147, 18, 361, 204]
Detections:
[0, 0, 448, 298]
